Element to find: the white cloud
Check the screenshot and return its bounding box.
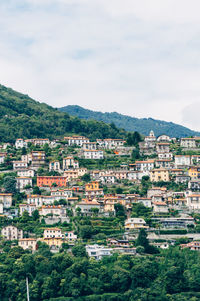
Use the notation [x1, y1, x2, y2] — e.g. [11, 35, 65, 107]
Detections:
[0, 0, 200, 130]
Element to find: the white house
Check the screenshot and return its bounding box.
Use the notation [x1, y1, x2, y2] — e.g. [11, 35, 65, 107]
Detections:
[175, 155, 191, 167]
[157, 135, 171, 142]
[100, 174, 116, 184]
[97, 139, 125, 149]
[19, 203, 37, 216]
[83, 150, 104, 160]
[43, 228, 64, 238]
[86, 244, 113, 260]
[125, 218, 148, 230]
[127, 171, 145, 181]
[180, 138, 196, 148]
[135, 160, 155, 172]
[51, 188, 73, 198]
[63, 156, 79, 170]
[17, 169, 35, 178]
[0, 152, 6, 164]
[65, 231, 77, 242]
[158, 152, 173, 160]
[64, 136, 90, 146]
[15, 139, 27, 149]
[13, 161, 28, 170]
[16, 177, 32, 190]
[186, 194, 200, 210]
[49, 161, 61, 172]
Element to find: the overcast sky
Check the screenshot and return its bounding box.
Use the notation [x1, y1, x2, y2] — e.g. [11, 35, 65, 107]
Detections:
[0, 0, 200, 130]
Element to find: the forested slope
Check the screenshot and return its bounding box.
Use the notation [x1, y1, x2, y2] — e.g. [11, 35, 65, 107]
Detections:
[0, 85, 128, 143]
[59, 105, 200, 138]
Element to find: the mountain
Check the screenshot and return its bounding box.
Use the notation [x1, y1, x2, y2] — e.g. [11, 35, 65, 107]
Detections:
[0, 85, 128, 143]
[59, 105, 200, 138]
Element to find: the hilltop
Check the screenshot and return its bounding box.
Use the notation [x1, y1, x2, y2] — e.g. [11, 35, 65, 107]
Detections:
[0, 85, 128, 143]
[59, 105, 200, 138]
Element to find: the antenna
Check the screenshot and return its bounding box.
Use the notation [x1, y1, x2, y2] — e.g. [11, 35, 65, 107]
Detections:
[26, 277, 30, 301]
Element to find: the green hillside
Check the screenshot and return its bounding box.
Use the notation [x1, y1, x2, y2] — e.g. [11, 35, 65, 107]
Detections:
[59, 105, 200, 138]
[0, 85, 129, 143]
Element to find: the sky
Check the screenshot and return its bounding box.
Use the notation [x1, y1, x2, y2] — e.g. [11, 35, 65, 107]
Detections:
[0, 0, 200, 131]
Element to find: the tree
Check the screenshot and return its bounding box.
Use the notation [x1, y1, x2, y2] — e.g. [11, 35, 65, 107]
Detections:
[91, 207, 99, 217]
[3, 176, 17, 193]
[131, 203, 152, 219]
[20, 211, 31, 223]
[72, 245, 87, 257]
[80, 225, 93, 239]
[127, 132, 142, 146]
[135, 229, 159, 254]
[32, 209, 39, 221]
[135, 229, 149, 252]
[131, 148, 140, 160]
[75, 207, 81, 216]
[114, 203, 126, 219]
[32, 186, 41, 195]
[81, 173, 91, 182]
[116, 187, 123, 194]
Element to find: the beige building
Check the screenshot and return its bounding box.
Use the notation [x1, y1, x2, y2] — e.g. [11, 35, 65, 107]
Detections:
[18, 238, 37, 251]
[152, 201, 168, 213]
[63, 170, 79, 181]
[75, 199, 101, 216]
[1, 225, 23, 240]
[186, 194, 200, 210]
[150, 168, 170, 182]
[39, 205, 66, 217]
[0, 193, 12, 208]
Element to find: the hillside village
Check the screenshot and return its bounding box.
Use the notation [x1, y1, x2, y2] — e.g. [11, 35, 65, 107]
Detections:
[1, 130, 200, 256]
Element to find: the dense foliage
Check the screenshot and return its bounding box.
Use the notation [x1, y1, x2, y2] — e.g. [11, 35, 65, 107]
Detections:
[1, 244, 200, 301]
[0, 85, 129, 143]
[59, 105, 200, 138]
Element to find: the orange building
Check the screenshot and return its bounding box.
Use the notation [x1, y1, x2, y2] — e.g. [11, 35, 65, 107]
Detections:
[37, 176, 67, 187]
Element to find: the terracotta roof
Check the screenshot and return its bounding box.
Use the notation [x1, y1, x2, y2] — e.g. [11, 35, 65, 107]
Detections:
[153, 201, 167, 206]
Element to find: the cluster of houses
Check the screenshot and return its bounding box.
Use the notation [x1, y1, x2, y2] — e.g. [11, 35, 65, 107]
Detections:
[1, 132, 200, 254]
[1, 225, 77, 252]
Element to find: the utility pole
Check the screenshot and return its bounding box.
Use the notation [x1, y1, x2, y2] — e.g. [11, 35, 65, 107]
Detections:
[26, 277, 30, 301]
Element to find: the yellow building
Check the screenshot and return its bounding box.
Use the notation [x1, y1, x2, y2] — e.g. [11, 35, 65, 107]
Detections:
[104, 197, 117, 212]
[85, 181, 100, 191]
[188, 166, 200, 179]
[150, 168, 170, 182]
[42, 237, 63, 247]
